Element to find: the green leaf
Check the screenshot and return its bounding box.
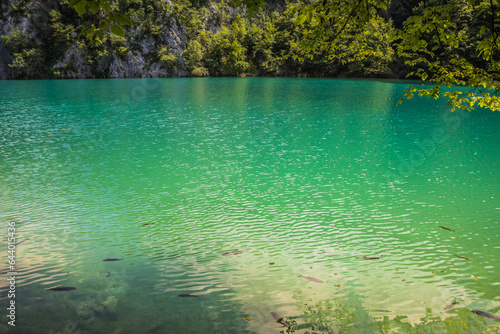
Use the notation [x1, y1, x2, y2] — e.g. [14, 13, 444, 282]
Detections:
[100, 20, 110, 32]
[307, 10, 313, 21]
[284, 6, 296, 15]
[74, 0, 88, 16]
[103, 3, 112, 13]
[88, 2, 99, 14]
[116, 13, 133, 26]
[68, 0, 83, 7]
[110, 24, 125, 37]
[79, 25, 91, 36]
[296, 14, 307, 25]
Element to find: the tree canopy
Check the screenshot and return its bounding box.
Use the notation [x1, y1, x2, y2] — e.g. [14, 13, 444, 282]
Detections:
[239, 0, 500, 111]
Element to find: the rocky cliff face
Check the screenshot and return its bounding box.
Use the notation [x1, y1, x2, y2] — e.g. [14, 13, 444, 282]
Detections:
[0, 41, 11, 79]
[0, 3, 12, 79]
[0, 0, 239, 79]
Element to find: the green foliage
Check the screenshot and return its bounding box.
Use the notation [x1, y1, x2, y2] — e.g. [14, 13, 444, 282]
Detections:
[109, 34, 129, 58]
[395, 0, 500, 111]
[158, 45, 179, 74]
[9, 48, 45, 79]
[205, 16, 251, 76]
[289, 290, 500, 333]
[245, 22, 279, 75]
[374, 308, 500, 333]
[68, 0, 133, 39]
[231, 0, 500, 111]
[184, 39, 209, 76]
[231, 0, 264, 19]
[2, 26, 47, 79]
[346, 17, 395, 77]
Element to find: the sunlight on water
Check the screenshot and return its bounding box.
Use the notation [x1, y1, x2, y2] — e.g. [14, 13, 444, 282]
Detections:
[0, 78, 499, 333]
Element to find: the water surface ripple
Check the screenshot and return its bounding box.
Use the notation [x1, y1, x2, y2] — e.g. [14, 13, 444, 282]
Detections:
[0, 78, 499, 333]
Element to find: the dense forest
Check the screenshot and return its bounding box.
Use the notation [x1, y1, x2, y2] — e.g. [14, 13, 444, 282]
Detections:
[0, 0, 497, 81]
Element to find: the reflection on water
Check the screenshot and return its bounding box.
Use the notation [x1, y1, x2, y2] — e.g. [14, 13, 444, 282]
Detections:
[0, 78, 499, 333]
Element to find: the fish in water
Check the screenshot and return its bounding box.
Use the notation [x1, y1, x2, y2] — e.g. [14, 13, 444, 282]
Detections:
[270, 312, 289, 328]
[355, 256, 380, 260]
[471, 310, 500, 320]
[455, 255, 472, 260]
[438, 226, 455, 232]
[103, 258, 122, 261]
[16, 238, 30, 245]
[222, 250, 247, 256]
[299, 275, 324, 283]
[47, 287, 76, 291]
[106, 272, 111, 277]
[444, 301, 457, 310]
[178, 294, 198, 298]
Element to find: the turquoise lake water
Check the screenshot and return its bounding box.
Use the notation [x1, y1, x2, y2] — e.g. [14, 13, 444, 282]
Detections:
[0, 78, 499, 333]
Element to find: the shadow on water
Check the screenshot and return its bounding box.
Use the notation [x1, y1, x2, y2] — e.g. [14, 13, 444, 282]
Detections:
[1, 261, 256, 334]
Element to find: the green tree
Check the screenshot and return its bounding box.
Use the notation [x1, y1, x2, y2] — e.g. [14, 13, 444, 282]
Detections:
[346, 17, 395, 77]
[206, 16, 251, 76]
[235, 0, 500, 111]
[158, 45, 180, 75]
[395, 0, 500, 110]
[183, 39, 209, 77]
[2, 3, 77, 79]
